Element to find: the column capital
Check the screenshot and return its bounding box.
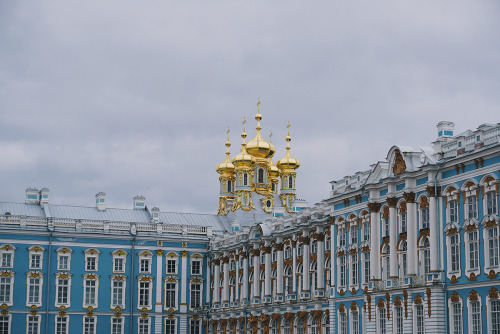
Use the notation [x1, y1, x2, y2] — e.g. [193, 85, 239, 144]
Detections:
[403, 192, 416, 203]
[212, 259, 220, 266]
[386, 197, 398, 208]
[367, 202, 381, 213]
[274, 243, 284, 251]
[426, 185, 442, 197]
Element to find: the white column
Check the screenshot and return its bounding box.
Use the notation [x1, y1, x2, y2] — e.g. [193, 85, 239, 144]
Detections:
[213, 259, 220, 304]
[155, 250, 163, 332]
[242, 255, 249, 301]
[180, 251, 188, 312]
[302, 238, 310, 292]
[235, 255, 240, 303]
[205, 257, 211, 306]
[253, 251, 260, 299]
[331, 224, 335, 289]
[317, 239, 325, 290]
[406, 193, 418, 276]
[429, 191, 439, 272]
[222, 258, 229, 303]
[292, 244, 297, 293]
[369, 203, 381, 280]
[388, 199, 398, 278]
[276, 244, 284, 296]
[264, 249, 271, 297]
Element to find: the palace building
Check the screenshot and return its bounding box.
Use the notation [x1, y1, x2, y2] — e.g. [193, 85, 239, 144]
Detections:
[1, 107, 500, 334]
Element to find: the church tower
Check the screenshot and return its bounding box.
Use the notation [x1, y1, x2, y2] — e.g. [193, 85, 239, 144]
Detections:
[216, 100, 301, 223]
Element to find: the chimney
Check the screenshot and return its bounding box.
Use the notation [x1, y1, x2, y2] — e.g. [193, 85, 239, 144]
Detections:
[133, 195, 146, 210]
[40, 188, 49, 208]
[25, 187, 39, 204]
[231, 220, 240, 232]
[150, 207, 160, 223]
[95, 192, 106, 211]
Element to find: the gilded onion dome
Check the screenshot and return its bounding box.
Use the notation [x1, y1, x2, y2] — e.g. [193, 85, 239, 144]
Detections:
[216, 129, 235, 174]
[246, 99, 272, 159]
[277, 123, 300, 171]
[232, 119, 256, 168]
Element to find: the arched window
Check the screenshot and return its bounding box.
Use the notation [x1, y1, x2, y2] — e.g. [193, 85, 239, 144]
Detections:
[350, 253, 358, 286]
[258, 168, 264, 184]
[270, 320, 277, 334]
[322, 315, 330, 334]
[310, 317, 318, 334]
[420, 237, 430, 275]
[338, 227, 346, 247]
[382, 245, 390, 280]
[363, 220, 370, 242]
[325, 258, 331, 286]
[415, 303, 425, 334]
[227, 180, 232, 193]
[466, 229, 480, 272]
[420, 200, 430, 229]
[399, 202, 407, 233]
[310, 240, 317, 254]
[288, 176, 293, 189]
[489, 298, 500, 333]
[310, 261, 318, 291]
[467, 193, 478, 219]
[350, 307, 360, 334]
[282, 319, 290, 334]
[338, 310, 347, 334]
[378, 305, 386, 334]
[297, 243, 303, 257]
[229, 277, 236, 303]
[285, 267, 293, 295]
[449, 296, 463, 334]
[486, 226, 499, 269]
[399, 241, 407, 277]
[296, 317, 304, 334]
[284, 246, 292, 259]
[243, 173, 248, 186]
[486, 190, 498, 215]
[325, 236, 331, 250]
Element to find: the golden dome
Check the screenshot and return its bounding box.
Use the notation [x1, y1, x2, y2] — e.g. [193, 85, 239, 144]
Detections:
[268, 157, 280, 177]
[216, 130, 235, 174]
[232, 120, 256, 168]
[277, 123, 300, 171]
[246, 99, 272, 159]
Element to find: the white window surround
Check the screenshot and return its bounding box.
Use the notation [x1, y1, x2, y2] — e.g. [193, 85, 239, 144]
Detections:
[449, 297, 463, 334]
[467, 294, 482, 334]
[0, 271, 14, 306]
[337, 255, 347, 292]
[163, 278, 179, 311]
[138, 251, 153, 274]
[26, 272, 43, 307]
[189, 281, 203, 310]
[377, 306, 387, 334]
[462, 182, 479, 220]
[0, 244, 15, 269]
[464, 227, 481, 277]
[482, 178, 499, 215]
[112, 249, 127, 274]
[137, 276, 153, 310]
[0, 314, 11, 334]
[349, 306, 360, 334]
[164, 318, 177, 334]
[83, 274, 99, 309]
[110, 275, 127, 309]
[190, 254, 203, 275]
[26, 314, 41, 334]
[137, 316, 151, 334]
[55, 273, 71, 308]
[486, 229, 500, 277]
[444, 188, 460, 224]
[55, 315, 69, 334]
[84, 248, 100, 272]
[56, 247, 72, 271]
[349, 252, 359, 290]
[445, 230, 462, 279]
[165, 257, 178, 275]
[28, 245, 44, 270]
[83, 316, 96, 334]
[413, 303, 425, 334]
[110, 316, 124, 334]
[486, 295, 500, 334]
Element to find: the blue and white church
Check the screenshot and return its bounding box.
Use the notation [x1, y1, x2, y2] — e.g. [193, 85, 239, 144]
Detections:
[1, 105, 500, 334]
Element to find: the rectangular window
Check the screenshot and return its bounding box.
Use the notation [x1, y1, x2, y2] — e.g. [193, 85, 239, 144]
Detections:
[165, 319, 176, 334]
[339, 256, 346, 288]
[383, 217, 389, 237]
[56, 278, 69, 305]
[395, 306, 403, 334]
[138, 317, 150, 334]
[468, 196, 477, 219]
[363, 221, 370, 242]
[487, 191, 498, 215]
[339, 228, 346, 247]
[416, 304, 424, 334]
[450, 235, 460, 272]
[58, 255, 69, 270]
[351, 310, 359, 334]
[83, 317, 96, 334]
[449, 200, 458, 223]
[491, 299, 500, 334]
[363, 253, 370, 284]
[111, 317, 123, 334]
[378, 308, 386, 334]
[468, 231, 479, 270]
[190, 283, 201, 309]
[351, 254, 358, 286]
[56, 316, 68, 334]
[84, 280, 97, 307]
[400, 212, 407, 233]
[166, 259, 177, 274]
[27, 277, 41, 304]
[421, 207, 429, 229]
[488, 228, 499, 267]
[339, 312, 347, 334]
[191, 260, 202, 275]
[114, 258, 124, 273]
[0, 316, 10, 334]
[0, 277, 12, 303]
[470, 300, 481, 334]
[27, 315, 40, 334]
[452, 302, 462, 334]
[86, 256, 97, 271]
[30, 254, 42, 269]
[190, 319, 201, 334]
[351, 227, 358, 244]
[112, 280, 124, 308]
[138, 281, 151, 308]
[165, 283, 176, 308]
[1, 253, 12, 268]
[140, 259, 150, 273]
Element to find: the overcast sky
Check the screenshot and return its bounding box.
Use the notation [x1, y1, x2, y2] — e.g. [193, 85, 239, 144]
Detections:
[1, 0, 499, 214]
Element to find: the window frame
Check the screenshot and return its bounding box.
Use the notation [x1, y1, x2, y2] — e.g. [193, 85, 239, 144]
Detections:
[26, 273, 43, 307]
[26, 314, 41, 334]
[190, 282, 202, 310]
[83, 316, 96, 334]
[164, 280, 178, 310]
[83, 275, 99, 309]
[111, 276, 126, 309]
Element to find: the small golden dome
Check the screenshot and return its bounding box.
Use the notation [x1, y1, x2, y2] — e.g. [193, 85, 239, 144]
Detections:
[246, 99, 272, 159]
[277, 123, 300, 171]
[216, 132, 235, 174]
[232, 120, 256, 168]
[268, 157, 280, 177]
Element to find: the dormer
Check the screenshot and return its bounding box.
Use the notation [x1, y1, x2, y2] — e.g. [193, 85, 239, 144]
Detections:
[25, 187, 39, 204]
[133, 195, 146, 210]
[40, 188, 49, 208]
[95, 192, 106, 211]
[150, 207, 160, 223]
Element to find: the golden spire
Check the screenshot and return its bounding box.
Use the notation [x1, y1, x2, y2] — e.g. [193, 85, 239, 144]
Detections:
[241, 117, 247, 143]
[233, 117, 255, 168]
[216, 127, 235, 174]
[246, 98, 272, 159]
[277, 121, 300, 171]
[255, 98, 262, 131]
[225, 127, 231, 153]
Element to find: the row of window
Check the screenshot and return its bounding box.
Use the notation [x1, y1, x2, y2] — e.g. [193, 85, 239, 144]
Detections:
[0, 247, 203, 276]
[0, 315, 202, 334]
[212, 316, 330, 334]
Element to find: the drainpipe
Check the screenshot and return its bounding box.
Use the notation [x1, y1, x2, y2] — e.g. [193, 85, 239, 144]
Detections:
[45, 223, 54, 334]
[129, 228, 137, 334]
